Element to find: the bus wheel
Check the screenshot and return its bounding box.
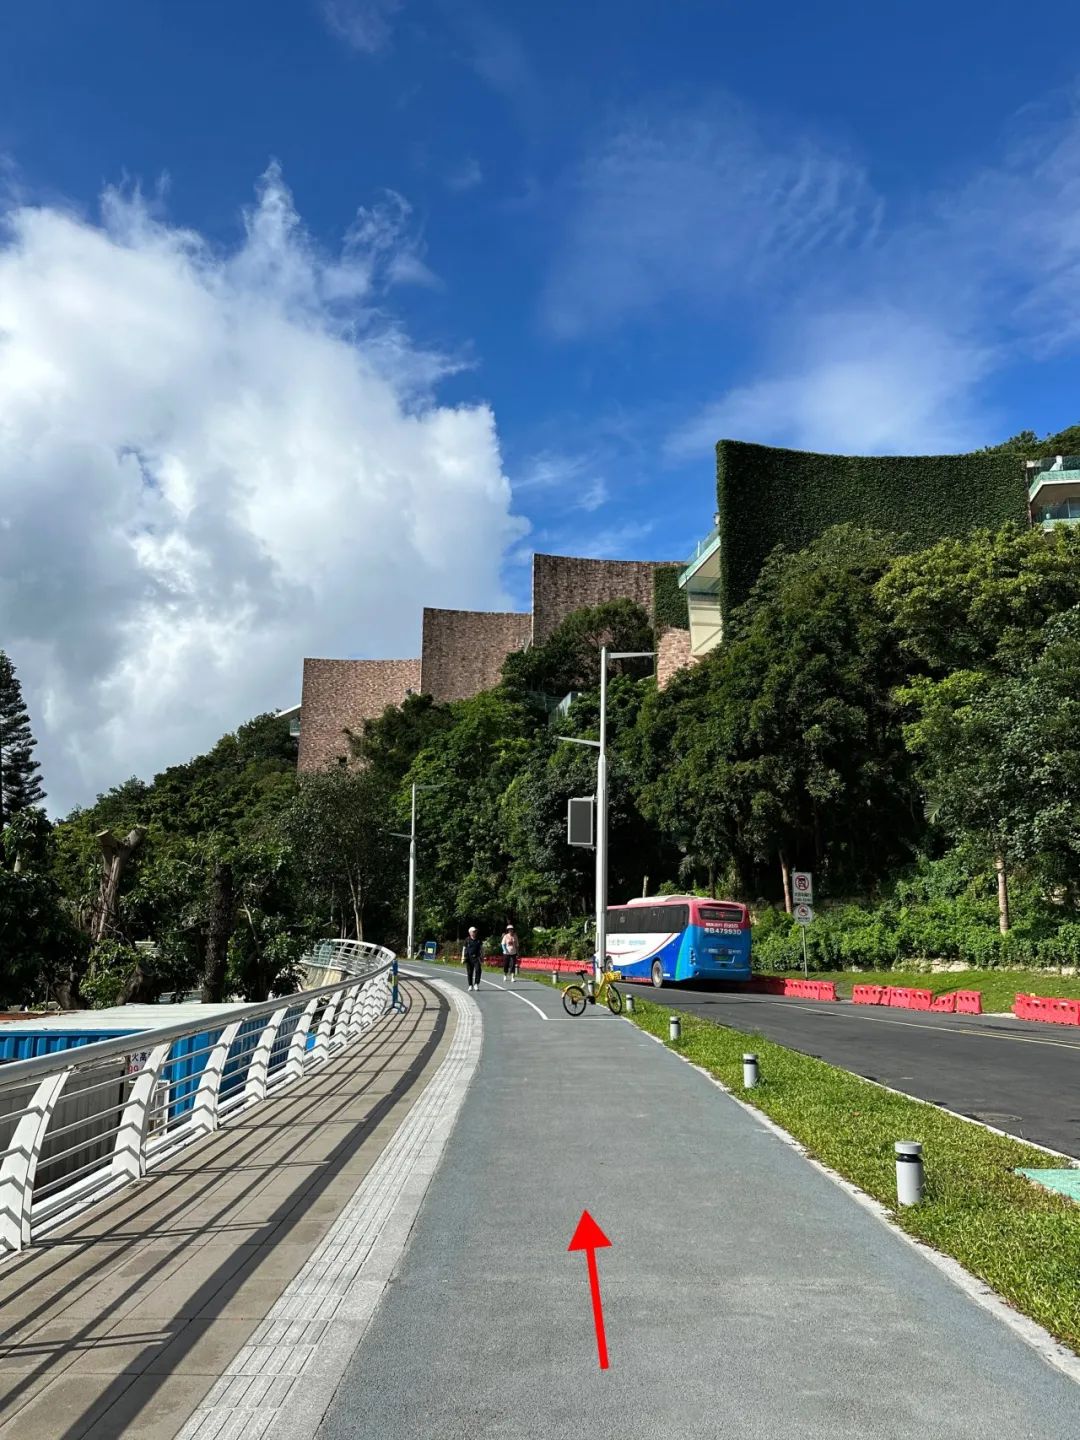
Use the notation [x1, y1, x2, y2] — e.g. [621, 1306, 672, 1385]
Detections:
[651, 961, 663, 989]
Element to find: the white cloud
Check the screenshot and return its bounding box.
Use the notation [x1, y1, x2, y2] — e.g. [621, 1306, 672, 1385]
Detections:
[663, 95, 1080, 460]
[513, 449, 611, 514]
[0, 164, 523, 813]
[319, 0, 403, 53]
[444, 157, 483, 193]
[542, 100, 880, 338]
[667, 308, 995, 458]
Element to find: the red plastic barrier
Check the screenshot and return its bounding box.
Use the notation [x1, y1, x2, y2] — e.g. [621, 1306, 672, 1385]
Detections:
[929, 992, 956, 1013]
[750, 977, 837, 1001]
[852, 984, 885, 1005]
[1013, 992, 1079, 1025]
[751, 977, 787, 995]
[954, 990, 983, 1015]
[514, 957, 586, 974]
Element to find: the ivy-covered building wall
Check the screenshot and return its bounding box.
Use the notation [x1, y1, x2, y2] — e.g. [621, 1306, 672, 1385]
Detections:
[715, 440, 1027, 619]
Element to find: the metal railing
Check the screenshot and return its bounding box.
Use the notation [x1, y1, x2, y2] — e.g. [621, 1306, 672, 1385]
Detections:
[680, 525, 720, 582]
[0, 940, 397, 1256]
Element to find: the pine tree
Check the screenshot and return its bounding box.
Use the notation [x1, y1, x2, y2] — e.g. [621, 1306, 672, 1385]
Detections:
[0, 651, 46, 833]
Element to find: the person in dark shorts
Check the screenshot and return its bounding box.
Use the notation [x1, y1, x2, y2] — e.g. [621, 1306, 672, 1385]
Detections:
[501, 924, 520, 982]
[462, 927, 484, 991]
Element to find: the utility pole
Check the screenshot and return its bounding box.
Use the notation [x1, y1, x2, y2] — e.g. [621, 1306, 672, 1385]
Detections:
[562, 647, 653, 986]
[389, 781, 441, 961]
[406, 782, 417, 962]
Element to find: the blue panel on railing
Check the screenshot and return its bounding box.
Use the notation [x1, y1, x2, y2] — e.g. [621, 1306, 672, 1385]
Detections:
[0, 1030, 140, 1062]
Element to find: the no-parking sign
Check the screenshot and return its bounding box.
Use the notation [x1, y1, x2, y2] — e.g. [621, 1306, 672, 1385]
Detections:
[793, 903, 814, 926]
[792, 871, 813, 903]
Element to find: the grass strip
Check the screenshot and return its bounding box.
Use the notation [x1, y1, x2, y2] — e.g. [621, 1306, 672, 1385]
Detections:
[761, 968, 1080, 1012]
[628, 996, 1080, 1353]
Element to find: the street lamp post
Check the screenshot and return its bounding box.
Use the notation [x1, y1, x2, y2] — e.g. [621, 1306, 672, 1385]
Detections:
[560, 646, 654, 985]
[407, 782, 418, 961]
[388, 781, 442, 960]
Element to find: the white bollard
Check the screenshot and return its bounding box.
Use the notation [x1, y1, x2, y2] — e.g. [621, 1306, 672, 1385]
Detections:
[895, 1141, 924, 1206]
[625, 993, 635, 1015]
[669, 1014, 681, 1042]
[743, 1053, 759, 1089]
[551, 971, 558, 985]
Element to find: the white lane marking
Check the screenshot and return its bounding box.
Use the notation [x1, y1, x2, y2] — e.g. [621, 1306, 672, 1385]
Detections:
[636, 1023, 1080, 1387]
[404, 962, 548, 1020]
[178, 978, 482, 1440]
[480, 975, 548, 1020]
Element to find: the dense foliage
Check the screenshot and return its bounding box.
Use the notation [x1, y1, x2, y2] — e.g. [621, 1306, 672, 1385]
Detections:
[652, 565, 689, 631]
[11, 512, 1080, 1006]
[0, 650, 45, 830]
[716, 439, 1027, 619]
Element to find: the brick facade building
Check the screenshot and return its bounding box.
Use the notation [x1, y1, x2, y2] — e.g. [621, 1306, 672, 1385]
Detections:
[294, 553, 679, 772]
[420, 607, 531, 704]
[297, 657, 421, 772]
[531, 554, 665, 643]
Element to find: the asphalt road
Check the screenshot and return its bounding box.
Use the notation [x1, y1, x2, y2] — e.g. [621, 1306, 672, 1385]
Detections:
[650, 983, 1080, 1157]
[317, 964, 1080, 1439]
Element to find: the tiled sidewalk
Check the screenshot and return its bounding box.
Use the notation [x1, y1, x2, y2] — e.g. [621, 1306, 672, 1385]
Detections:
[0, 980, 450, 1440]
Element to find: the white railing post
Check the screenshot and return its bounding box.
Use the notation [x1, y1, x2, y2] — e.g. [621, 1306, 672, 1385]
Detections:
[348, 980, 368, 1040]
[243, 1007, 289, 1106]
[312, 991, 344, 1066]
[285, 997, 320, 1084]
[111, 1042, 172, 1183]
[0, 1069, 71, 1252]
[190, 1022, 242, 1138]
[333, 986, 359, 1048]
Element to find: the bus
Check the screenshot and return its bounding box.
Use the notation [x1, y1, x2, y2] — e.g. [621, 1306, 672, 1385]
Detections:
[605, 896, 751, 987]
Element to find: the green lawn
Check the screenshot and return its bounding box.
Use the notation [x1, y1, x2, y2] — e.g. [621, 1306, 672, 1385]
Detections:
[761, 968, 1080, 1013]
[628, 997, 1080, 1352]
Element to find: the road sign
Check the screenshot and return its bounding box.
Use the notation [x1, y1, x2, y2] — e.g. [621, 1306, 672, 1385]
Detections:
[792, 871, 813, 903]
[793, 903, 814, 926]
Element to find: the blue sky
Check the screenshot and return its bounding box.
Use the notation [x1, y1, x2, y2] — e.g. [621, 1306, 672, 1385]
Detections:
[4, 1, 1080, 806]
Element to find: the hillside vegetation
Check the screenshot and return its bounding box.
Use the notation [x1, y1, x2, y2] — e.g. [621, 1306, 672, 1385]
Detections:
[9, 515, 1080, 1005]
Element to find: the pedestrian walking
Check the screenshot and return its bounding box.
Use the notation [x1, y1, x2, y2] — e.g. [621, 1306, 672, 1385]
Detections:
[462, 927, 484, 992]
[501, 923, 520, 982]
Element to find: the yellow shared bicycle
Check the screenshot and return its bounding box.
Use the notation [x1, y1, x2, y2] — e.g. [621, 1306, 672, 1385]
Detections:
[562, 964, 623, 1017]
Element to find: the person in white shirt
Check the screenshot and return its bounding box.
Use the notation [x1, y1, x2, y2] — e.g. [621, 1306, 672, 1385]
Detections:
[500, 924, 520, 982]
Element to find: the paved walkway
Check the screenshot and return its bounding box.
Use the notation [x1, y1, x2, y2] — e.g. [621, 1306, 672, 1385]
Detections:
[318, 963, 1080, 1439]
[0, 980, 450, 1440]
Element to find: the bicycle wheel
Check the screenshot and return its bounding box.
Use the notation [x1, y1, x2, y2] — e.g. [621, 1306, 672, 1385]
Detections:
[606, 985, 623, 1016]
[562, 985, 587, 1017]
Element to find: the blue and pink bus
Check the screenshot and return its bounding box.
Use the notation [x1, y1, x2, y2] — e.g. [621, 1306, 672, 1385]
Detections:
[606, 895, 752, 987]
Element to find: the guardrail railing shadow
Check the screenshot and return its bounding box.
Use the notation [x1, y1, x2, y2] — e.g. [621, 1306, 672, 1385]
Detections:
[0, 940, 397, 1256]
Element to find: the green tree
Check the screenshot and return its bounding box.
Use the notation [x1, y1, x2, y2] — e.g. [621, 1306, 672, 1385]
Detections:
[349, 692, 453, 779]
[0, 810, 87, 1006]
[637, 527, 916, 905]
[501, 599, 653, 699]
[282, 768, 396, 943]
[0, 651, 45, 835]
[403, 690, 534, 938]
[876, 523, 1080, 677]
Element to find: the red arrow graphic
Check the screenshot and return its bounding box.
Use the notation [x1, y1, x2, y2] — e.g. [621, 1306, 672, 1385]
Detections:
[568, 1209, 612, 1369]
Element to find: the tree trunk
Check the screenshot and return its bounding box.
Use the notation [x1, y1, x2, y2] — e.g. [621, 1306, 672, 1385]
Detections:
[201, 861, 236, 1003]
[995, 850, 1010, 935]
[91, 828, 146, 942]
[779, 852, 793, 914]
[53, 965, 82, 1011]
